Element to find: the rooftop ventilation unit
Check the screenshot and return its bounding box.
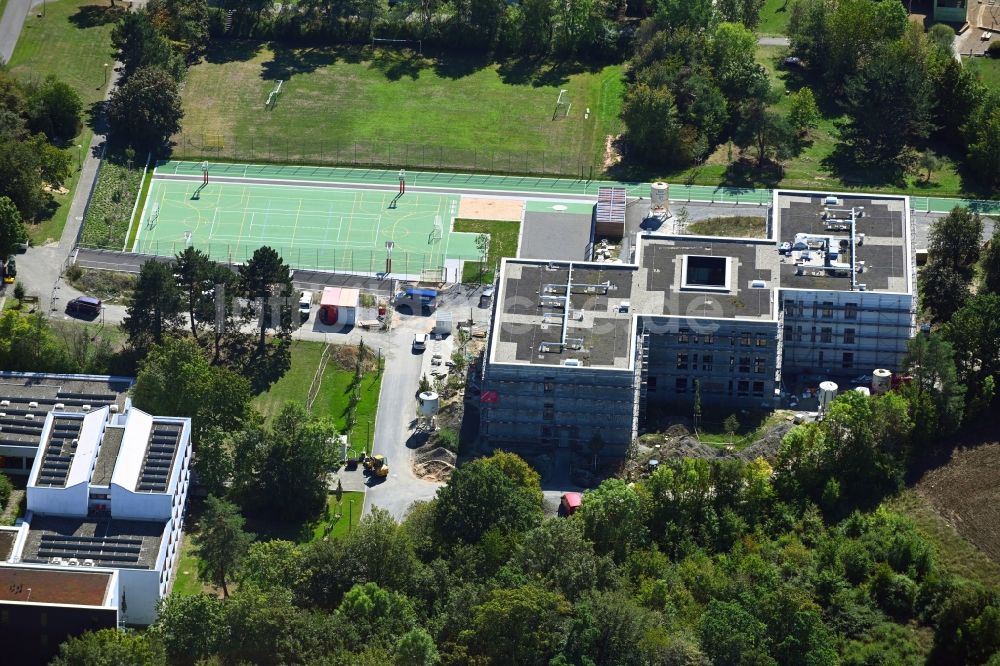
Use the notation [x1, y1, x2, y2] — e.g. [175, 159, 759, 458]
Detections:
[109, 404, 119, 413]
[68, 558, 80, 566]
[563, 359, 582, 367]
[82, 404, 92, 412]
[750, 280, 766, 289]
[0, 400, 8, 406]
[28, 401, 38, 408]
[82, 559, 95, 567]
[54, 403, 65, 410]
[25, 414, 34, 420]
[50, 557, 63, 565]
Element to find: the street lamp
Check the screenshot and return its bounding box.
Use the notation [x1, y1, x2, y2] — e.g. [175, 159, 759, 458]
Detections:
[103, 63, 109, 88]
[75, 144, 82, 171]
[348, 500, 355, 534]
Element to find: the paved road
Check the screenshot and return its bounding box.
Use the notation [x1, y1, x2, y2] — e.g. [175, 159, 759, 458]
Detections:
[758, 36, 791, 47]
[0, 0, 34, 64]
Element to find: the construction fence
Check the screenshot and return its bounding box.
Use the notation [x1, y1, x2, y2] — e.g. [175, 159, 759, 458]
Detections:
[172, 133, 599, 179]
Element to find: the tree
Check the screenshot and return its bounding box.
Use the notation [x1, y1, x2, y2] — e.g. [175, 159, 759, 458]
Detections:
[193, 426, 234, 497]
[150, 593, 226, 665]
[395, 627, 439, 666]
[28, 133, 72, 187]
[620, 83, 685, 166]
[51, 629, 166, 666]
[463, 585, 571, 666]
[981, 225, 1000, 296]
[131, 337, 252, 438]
[0, 196, 27, 257]
[701, 600, 771, 665]
[475, 232, 491, 281]
[838, 40, 932, 170]
[964, 92, 1000, 192]
[196, 495, 253, 597]
[257, 402, 338, 518]
[928, 207, 983, 272]
[943, 293, 1000, 397]
[238, 245, 293, 354]
[433, 457, 543, 545]
[919, 149, 942, 184]
[337, 582, 418, 645]
[900, 333, 965, 450]
[654, 0, 716, 31]
[0, 133, 48, 220]
[724, 413, 740, 443]
[26, 75, 82, 141]
[717, 0, 764, 29]
[174, 246, 215, 341]
[111, 11, 184, 80]
[513, 517, 611, 600]
[479, 450, 543, 506]
[561, 590, 660, 666]
[148, 0, 210, 56]
[106, 66, 183, 151]
[122, 258, 182, 348]
[787, 87, 820, 136]
[578, 478, 648, 561]
[919, 260, 969, 323]
[239, 539, 305, 591]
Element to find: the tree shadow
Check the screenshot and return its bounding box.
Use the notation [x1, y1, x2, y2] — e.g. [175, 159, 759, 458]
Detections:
[820, 144, 907, 189]
[368, 48, 431, 81]
[430, 49, 492, 80]
[203, 39, 263, 65]
[68, 3, 126, 29]
[722, 157, 784, 189]
[261, 44, 340, 81]
[245, 340, 292, 394]
[496, 57, 591, 88]
[85, 100, 109, 135]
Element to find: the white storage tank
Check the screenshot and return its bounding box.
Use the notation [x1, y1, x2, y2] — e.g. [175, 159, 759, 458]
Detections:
[417, 391, 439, 417]
[854, 386, 871, 397]
[872, 369, 892, 395]
[818, 381, 839, 412]
[650, 182, 669, 209]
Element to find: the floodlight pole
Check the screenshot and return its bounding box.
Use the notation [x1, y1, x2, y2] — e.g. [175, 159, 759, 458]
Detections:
[103, 63, 109, 87]
[76, 144, 82, 171]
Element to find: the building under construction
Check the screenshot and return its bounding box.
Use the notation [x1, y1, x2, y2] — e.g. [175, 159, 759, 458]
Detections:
[479, 190, 915, 458]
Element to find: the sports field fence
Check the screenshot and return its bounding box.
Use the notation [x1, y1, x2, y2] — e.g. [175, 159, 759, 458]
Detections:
[172, 133, 599, 179]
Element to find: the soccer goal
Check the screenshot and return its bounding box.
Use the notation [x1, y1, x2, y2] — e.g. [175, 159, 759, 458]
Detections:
[147, 203, 160, 229]
[370, 37, 423, 55]
[553, 89, 571, 120]
[265, 80, 284, 110]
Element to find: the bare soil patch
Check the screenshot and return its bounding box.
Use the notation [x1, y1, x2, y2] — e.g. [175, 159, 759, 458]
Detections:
[457, 197, 523, 222]
[913, 442, 1000, 564]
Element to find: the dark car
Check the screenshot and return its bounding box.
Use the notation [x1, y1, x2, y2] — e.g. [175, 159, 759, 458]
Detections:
[782, 56, 803, 68]
[66, 296, 102, 318]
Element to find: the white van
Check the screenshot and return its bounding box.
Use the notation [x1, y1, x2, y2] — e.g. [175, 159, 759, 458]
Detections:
[299, 291, 313, 320]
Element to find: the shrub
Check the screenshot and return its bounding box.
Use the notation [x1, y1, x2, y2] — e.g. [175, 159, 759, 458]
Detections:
[0, 473, 13, 512]
[988, 41, 1000, 57]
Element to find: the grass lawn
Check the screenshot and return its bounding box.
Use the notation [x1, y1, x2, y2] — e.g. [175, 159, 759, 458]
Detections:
[252, 341, 383, 451]
[758, 0, 793, 35]
[687, 215, 767, 238]
[453, 218, 520, 283]
[965, 57, 1000, 90]
[80, 156, 144, 249]
[172, 490, 365, 598]
[887, 490, 1000, 588]
[176, 43, 623, 176]
[8, 0, 120, 244]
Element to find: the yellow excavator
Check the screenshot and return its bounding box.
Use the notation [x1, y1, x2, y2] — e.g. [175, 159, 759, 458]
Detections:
[363, 454, 389, 478]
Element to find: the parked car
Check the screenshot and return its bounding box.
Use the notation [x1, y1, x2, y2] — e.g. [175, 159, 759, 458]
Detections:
[298, 290, 312, 321]
[560, 492, 583, 516]
[782, 56, 802, 67]
[66, 296, 102, 318]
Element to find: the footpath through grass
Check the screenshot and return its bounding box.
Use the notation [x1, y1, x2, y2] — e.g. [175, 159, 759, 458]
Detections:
[175, 43, 623, 176]
[454, 218, 520, 283]
[8, 0, 120, 244]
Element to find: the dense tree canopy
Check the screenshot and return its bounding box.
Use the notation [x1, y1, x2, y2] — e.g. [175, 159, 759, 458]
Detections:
[106, 66, 184, 151]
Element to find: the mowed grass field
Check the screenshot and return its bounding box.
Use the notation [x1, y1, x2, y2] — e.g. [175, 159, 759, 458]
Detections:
[176, 43, 624, 175]
[7, 0, 119, 243]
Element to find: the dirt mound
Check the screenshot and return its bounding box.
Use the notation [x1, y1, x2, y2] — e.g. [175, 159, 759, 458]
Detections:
[915, 442, 1000, 564]
[413, 445, 457, 482]
[738, 422, 794, 463]
[415, 446, 457, 466]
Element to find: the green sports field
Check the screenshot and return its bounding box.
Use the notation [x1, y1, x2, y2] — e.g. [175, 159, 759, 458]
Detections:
[135, 171, 480, 278]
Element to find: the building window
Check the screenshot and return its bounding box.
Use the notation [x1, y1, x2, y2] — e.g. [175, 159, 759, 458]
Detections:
[822, 302, 834, 317]
[843, 328, 855, 344]
[704, 334, 715, 344]
[675, 378, 688, 393]
[821, 327, 833, 343]
[647, 377, 657, 392]
[678, 331, 689, 343]
[756, 336, 768, 347]
[754, 357, 766, 374]
[543, 404, 554, 420]
[676, 353, 688, 370]
[740, 332, 751, 345]
[739, 356, 750, 373]
[845, 302, 858, 320]
[784, 298, 795, 313]
[752, 381, 764, 397]
[737, 380, 750, 396]
[543, 377, 554, 392]
[842, 352, 854, 369]
[730, 356, 736, 370]
[702, 355, 713, 371]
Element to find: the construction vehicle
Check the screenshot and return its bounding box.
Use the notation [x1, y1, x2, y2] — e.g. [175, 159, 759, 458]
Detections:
[363, 454, 389, 478]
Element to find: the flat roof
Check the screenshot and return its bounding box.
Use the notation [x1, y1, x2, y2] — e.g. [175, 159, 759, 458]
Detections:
[632, 235, 778, 321]
[0, 373, 130, 448]
[491, 260, 636, 369]
[91, 426, 125, 487]
[520, 211, 594, 262]
[110, 410, 186, 494]
[775, 192, 911, 294]
[0, 565, 114, 606]
[20, 516, 165, 570]
[321, 286, 360, 307]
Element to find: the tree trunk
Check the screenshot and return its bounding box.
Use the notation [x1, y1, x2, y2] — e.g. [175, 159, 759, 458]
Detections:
[189, 288, 199, 341]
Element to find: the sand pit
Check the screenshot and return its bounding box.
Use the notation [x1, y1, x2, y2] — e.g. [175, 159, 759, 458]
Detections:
[458, 197, 524, 221]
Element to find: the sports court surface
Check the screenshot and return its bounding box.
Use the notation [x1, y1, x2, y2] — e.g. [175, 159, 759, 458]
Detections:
[135, 163, 482, 278]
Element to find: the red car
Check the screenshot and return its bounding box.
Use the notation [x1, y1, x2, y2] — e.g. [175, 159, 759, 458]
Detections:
[560, 492, 582, 516]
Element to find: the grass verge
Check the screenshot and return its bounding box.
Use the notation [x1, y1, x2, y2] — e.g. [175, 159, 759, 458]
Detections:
[79, 158, 143, 248]
[453, 218, 520, 284]
[687, 215, 767, 238]
[758, 0, 793, 35]
[65, 266, 136, 303]
[252, 340, 326, 421]
[127, 165, 154, 250]
[965, 57, 1000, 90]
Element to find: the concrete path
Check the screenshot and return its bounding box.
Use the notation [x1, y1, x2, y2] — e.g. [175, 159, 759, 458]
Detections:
[0, 0, 34, 64]
[758, 36, 790, 47]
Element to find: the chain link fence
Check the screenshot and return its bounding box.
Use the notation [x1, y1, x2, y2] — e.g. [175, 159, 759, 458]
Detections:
[172, 132, 599, 179]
